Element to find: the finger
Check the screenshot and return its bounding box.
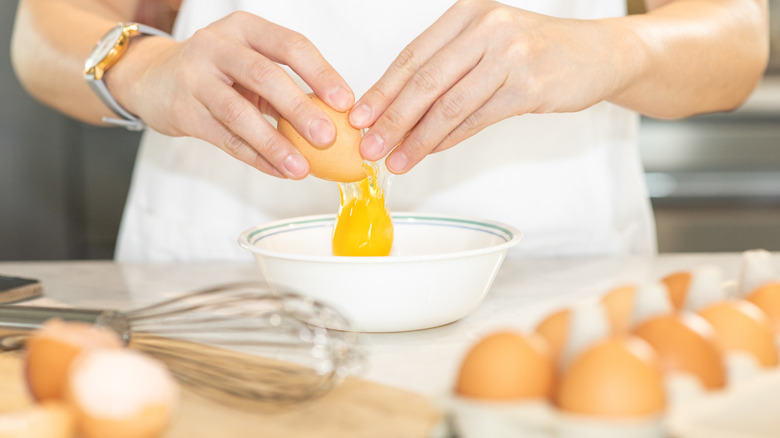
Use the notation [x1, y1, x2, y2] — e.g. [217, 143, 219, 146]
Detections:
[224, 12, 354, 112]
[234, 84, 281, 120]
[213, 44, 337, 149]
[349, 1, 477, 130]
[194, 117, 287, 179]
[194, 83, 310, 179]
[431, 89, 518, 155]
[359, 36, 484, 162]
[385, 62, 505, 174]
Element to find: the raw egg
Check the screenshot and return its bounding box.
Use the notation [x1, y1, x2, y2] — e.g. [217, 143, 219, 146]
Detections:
[633, 312, 726, 390]
[455, 331, 554, 400]
[24, 319, 122, 402]
[277, 95, 393, 256]
[65, 348, 178, 438]
[696, 300, 778, 367]
[277, 95, 367, 183]
[331, 163, 394, 257]
[554, 337, 666, 417]
[0, 402, 75, 438]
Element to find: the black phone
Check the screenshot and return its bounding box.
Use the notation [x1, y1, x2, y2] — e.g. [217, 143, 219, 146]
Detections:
[0, 274, 43, 304]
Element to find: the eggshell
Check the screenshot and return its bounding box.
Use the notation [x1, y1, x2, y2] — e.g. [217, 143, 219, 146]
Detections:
[24, 319, 123, 402]
[555, 337, 666, 417]
[633, 313, 726, 390]
[455, 331, 554, 400]
[0, 402, 75, 438]
[601, 285, 637, 335]
[696, 300, 778, 367]
[277, 95, 367, 182]
[534, 309, 570, 363]
[746, 282, 780, 333]
[66, 349, 178, 438]
[662, 271, 691, 311]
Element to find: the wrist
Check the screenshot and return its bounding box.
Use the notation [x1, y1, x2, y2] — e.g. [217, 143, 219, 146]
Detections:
[104, 35, 176, 121]
[597, 15, 652, 104]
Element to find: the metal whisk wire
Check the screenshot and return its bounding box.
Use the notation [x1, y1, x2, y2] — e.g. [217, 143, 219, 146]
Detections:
[0, 282, 363, 406]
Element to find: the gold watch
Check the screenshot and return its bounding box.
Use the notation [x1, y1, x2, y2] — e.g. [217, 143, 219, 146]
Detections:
[83, 23, 170, 131]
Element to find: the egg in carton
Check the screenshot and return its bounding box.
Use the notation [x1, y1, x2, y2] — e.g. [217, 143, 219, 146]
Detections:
[663, 263, 778, 384]
[447, 330, 556, 438]
[449, 300, 667, 438]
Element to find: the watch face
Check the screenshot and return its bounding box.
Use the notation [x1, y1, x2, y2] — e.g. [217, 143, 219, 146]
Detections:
[85, 25, 124, 70]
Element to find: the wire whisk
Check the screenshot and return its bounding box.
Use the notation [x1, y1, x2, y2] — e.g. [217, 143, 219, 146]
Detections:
[0, 282, 363, 406]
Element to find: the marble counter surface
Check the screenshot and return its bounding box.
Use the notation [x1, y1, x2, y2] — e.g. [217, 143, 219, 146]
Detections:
[0, 253, 749, 398]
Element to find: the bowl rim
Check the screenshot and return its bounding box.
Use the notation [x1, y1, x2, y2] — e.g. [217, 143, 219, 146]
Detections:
[238, 212, 522, 264]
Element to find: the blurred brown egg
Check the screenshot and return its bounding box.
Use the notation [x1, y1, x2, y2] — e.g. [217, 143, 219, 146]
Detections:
[601, 284, 637, 335]
[633, 313, 726, 390]
[697, 300, 778, 367]
[662, 271, 691, 311]
[277, 95, 367, 182]
[24, 319, 122, 402]
[66, 349, 179, 438]
[555, 337, 666, 417]
[746, 282, 780, 333]
[0, 402, 75, 438]
[455, 331, 554, 400]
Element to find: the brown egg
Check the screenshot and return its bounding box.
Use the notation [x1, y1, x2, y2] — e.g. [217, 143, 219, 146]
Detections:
[66, 349, 178, 438]
[555, 337, 666, 417]
[697, 300, 778, 367]
[601, 284, 638, 335]
[534, 309, 570, 363]
[24, 319, 123, 402]
[455, 331, 554, 400]
[0, 402, 75, 438]
[662, 271, 692, 311]
[277, 95, 367, 182]
[746, 282, 780, 333]
[633, 313, 726, 390]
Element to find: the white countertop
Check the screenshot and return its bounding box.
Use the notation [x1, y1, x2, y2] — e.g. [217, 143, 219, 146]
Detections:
[0, 253, 746, 399]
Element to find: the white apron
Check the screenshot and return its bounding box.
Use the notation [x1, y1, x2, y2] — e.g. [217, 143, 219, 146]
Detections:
[115, 0, 657, 262]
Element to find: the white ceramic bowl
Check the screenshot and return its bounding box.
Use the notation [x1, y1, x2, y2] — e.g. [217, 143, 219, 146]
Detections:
[238, 213, 521, 332]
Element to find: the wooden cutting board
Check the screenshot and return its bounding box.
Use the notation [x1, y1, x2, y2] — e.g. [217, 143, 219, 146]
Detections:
[0, 352, 442, 438]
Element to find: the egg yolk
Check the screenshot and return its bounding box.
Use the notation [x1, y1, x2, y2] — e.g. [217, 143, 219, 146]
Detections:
[332, 164, 393, 256]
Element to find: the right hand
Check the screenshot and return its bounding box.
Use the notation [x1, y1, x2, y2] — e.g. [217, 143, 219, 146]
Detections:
[106, 11, 354, 179]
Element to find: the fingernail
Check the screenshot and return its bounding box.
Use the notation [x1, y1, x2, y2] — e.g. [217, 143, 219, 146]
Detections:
[350, 103, 372, 127]
[308, 118, 335, 147]
[361, 133, 384, 159]
[387, 151, 408, 174]
[283, 154, 308, 178]
[328, 86, 353, 111]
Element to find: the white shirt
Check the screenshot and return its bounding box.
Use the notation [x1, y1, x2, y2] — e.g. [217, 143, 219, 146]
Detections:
[115, 0, 656, 262]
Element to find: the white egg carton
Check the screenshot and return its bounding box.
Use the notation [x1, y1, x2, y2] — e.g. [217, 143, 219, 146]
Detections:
[444, 363, 780, 438]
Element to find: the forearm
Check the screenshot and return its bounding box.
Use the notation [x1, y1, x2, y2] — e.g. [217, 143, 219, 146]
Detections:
[606, 0, 769, 119]
[10, 0, 141, 124]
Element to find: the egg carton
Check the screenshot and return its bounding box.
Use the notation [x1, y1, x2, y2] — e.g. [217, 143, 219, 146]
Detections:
[443, 349, 780, 438]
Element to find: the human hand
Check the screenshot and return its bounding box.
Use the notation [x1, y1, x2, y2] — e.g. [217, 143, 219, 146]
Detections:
[107, 11, 354, 179]
[349, 0, 632, 174]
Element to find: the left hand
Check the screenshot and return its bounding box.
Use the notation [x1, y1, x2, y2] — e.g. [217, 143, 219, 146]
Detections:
[349, 0, 632, 174]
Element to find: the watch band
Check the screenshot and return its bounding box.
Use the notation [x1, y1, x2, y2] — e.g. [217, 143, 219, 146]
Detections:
[84, 23, 171, 131]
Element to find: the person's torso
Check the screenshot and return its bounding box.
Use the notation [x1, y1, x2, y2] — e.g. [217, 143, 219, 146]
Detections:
[116, 0, 656, 262]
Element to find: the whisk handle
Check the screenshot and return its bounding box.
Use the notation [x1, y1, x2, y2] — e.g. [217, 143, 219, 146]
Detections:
[0, 305, 131, 346]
